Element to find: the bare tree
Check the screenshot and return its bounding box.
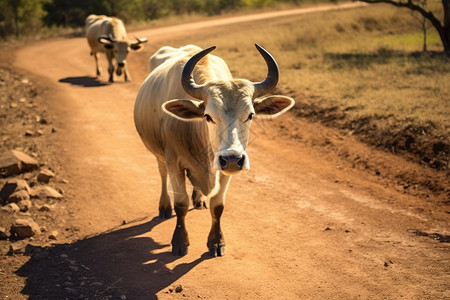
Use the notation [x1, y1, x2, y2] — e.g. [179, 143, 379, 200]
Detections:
[409, 0, 434, 51]
[357, 0, 450, 52]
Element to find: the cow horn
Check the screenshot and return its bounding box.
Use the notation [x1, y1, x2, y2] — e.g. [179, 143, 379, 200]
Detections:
[253, 43, 279, 98]
[181, 46, 216, 100]
[108, 33, 116, 42]
[134, 36, 148, 44]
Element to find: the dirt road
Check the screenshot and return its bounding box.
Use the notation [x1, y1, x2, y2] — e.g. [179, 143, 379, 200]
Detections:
[5, 3, 449, 299]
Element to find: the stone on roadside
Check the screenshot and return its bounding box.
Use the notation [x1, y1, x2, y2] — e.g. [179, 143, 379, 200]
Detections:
[0, 150, 39, 177]
[48, 230, 59, 240]
[1, 179, 31, 204]
[37, 168, 55, 183]
[17, 199, 32, 212]
[7, 240, 29, 255]
[0, 226, 8, 239]
[8, 190, 30, 203]
[10, 218, 41, 239]
[31, 186, 63, 199]
[175, 283, 183, 293]
[37, 204, 52, 212]
[1, 203, 20, 214]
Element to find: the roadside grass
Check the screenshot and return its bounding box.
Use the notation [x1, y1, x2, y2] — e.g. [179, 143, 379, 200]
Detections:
[177, 4, 449, 170]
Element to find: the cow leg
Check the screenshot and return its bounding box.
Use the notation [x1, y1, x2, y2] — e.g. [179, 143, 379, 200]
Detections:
[207, 173, 231, 257]
[191, 187, 207, 209]
[123, 66, 132, 82]
[169, 171, 190, 256]
[157, 159, 172, 219]
[93, 52, 101, 76]
[105, 52, 115, 82]
[186, 169, 207, 209]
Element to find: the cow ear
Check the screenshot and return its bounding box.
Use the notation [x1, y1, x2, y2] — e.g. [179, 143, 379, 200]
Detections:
[163, 99, 205, 121]
[130, 44, 142, 51]
[253, 95, 295, 119]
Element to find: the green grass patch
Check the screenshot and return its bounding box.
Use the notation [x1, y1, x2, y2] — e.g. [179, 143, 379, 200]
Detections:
[374, 32, 441, 48]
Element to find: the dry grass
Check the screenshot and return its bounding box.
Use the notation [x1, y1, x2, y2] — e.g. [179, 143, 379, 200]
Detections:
[192, 4, 449, 127]
[169, 3, 449, 169]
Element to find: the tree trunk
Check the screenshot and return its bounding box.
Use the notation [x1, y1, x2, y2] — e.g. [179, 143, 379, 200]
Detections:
[443, 0, 450, 51]
[423, 21, 427, 52]
[13, 3, 19, 38]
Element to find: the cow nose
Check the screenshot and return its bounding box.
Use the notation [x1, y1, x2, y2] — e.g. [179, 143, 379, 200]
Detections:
[219, 155, 245, 171]
[118, 62, 125, 67]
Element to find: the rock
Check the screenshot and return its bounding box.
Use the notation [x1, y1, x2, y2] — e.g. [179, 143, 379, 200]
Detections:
[1, 203, 20, 213]
[37, 168, 55, 183]
[68, 265, 79, 272]
[64, 287, 78, 295]
[48, 230, 59, 240]
[17, 199, 32, 212]
[10, 218, 41, 239]
[0, 226, 8, 239]
[7, 241, 39, 255]
[8, 190, 30, 203]
[175, 283, 183, 293]
[1, 179, 31, 204]
[7, 240, 29, 255]
[37, 204, 52, 212]
[15, 179, 32, 193]
[90, 282, 103, 287]
[31, 186, 63, 199]
[0, 150, 39, 177]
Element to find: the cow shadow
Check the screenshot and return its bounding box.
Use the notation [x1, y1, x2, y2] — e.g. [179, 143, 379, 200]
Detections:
[59, 76, 109, 87]
[16, 217, 209, 299]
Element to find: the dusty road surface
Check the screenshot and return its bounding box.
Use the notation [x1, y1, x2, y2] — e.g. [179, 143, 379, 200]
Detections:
[2, 2, 449, 299]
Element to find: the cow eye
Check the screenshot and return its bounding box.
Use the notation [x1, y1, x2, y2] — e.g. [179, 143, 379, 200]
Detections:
[245, 113, 254, 123]
[204, 114, 215, 124]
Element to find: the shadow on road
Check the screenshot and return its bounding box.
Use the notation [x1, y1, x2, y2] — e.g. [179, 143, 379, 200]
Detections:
[59, 76, 109, 87]
[16, 217, 209, 299]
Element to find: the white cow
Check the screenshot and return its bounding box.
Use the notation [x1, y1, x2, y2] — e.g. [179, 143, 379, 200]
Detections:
[85, 14, 147, 82]
[134, 44, 294, 256]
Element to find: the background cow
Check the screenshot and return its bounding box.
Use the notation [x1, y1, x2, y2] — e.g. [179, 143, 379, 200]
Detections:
[134, 44, 294, 256]
[85, 14, 147, 82]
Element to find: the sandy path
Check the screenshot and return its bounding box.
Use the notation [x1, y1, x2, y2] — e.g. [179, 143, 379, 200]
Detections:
[11, 3, 449, 299]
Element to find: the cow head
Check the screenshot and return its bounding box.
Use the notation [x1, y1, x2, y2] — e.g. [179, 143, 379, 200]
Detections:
[163, 44, 294, 175]
[98, 35, 147, 75]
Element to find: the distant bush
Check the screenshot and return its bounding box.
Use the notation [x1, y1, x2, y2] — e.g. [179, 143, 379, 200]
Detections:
[0, 0, 304, 39]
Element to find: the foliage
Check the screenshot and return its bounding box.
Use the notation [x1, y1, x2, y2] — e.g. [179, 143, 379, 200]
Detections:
[0, 0, 303, 39]
[0, 0, 49, 38]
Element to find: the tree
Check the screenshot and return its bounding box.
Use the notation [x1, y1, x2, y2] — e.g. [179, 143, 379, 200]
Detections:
[0, 0, 48, 38]
[357, 0, 450, 52]
[409, 0, 434, 51]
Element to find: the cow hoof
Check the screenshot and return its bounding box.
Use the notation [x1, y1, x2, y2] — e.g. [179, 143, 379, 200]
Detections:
[209, 246, 225, 257]
[159, 207, 172, 219]
[172, 245, 188, 256]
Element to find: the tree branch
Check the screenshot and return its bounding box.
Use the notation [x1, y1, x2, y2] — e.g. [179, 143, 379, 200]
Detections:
[357, 0, 443, 32]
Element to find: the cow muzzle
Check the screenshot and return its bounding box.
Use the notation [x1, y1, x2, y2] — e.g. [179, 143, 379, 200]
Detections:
[116, 62, 125, 76]
[214, 150, 250, 174]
